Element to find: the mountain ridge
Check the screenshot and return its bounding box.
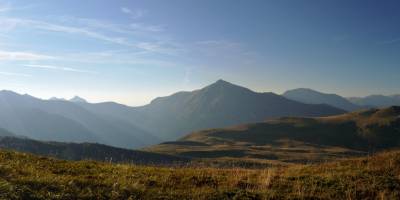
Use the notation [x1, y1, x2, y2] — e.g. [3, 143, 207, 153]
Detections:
[283, 88, 360, 111]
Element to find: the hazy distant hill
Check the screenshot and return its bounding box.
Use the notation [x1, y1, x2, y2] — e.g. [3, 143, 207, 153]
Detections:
[147, 106, 400, 162]
[0, 90, 159, 148]
[0, 136, 188, 164]
[348, 95, 400, 107]
[283, 88, 360, 111]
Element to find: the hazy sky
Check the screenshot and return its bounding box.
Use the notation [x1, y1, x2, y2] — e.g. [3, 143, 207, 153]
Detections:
[0, 0, 399, 106]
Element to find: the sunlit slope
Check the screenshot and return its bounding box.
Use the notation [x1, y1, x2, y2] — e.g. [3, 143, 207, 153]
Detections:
[148, 107, 400, 162]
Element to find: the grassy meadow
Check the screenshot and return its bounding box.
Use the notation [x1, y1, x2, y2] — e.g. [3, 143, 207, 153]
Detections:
[0, 149, 399, 199]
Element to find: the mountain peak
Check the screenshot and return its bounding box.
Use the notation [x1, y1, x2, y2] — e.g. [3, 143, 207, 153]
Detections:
[69, 96, 87, 103]
[214, 79, 231, 85]
[203, 79, 253, 95]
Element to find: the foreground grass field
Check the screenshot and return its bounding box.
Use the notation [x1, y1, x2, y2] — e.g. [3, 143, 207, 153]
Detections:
[0, 150, 399, 200]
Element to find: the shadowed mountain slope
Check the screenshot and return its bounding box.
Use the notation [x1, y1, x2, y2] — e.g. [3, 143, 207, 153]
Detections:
[123, 80, 346, 140]
[283, 88, 360, 111]
[0, 90, 159, 149]
[0, 136, 188, 165]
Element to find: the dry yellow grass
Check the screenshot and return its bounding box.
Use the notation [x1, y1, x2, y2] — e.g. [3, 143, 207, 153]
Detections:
[0, 149, 399, 199]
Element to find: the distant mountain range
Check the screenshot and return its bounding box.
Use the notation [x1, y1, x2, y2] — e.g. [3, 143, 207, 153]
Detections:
[80, 80, 344, 140]
[283, 88, 361, 111]
[147, 106, 400, 162]
[348, 95, 400, 107]
[5, 80, 390, 149]
[0, 136, 188, 164]
[283, 88, 400, 110]
[0, 90, 158, 149]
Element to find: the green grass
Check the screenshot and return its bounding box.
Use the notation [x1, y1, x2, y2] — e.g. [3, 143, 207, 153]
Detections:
[0, 149, 400, 199]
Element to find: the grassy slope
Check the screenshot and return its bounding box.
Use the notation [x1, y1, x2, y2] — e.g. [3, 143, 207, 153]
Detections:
[146, 107, 400, 163]
[0, 137, 189, 165]
[0, 150, 399, 199]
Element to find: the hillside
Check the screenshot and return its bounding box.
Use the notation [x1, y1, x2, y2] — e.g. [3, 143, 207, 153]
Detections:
[108, 80, 344, 140]
[0, 149, 399, 199]
[147, 106, 400, 163]
[283, 88, 360, 111]
[0, 90, 159, 148]
[0, 137, 188, 165]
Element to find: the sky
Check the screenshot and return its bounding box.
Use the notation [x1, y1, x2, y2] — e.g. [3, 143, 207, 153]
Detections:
[0, 0, 399, 106]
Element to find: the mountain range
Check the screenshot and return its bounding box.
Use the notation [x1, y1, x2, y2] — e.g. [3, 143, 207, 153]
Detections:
[282, 88, 400, 110]
[3, 80, 399, 149]
[77, 80, 345, 141]
[283, 88, 361, 111]
[0, 90, 158, 148]
[348, 95, 400, 107]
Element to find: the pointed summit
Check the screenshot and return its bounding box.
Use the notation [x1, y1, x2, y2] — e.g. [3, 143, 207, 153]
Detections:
[69, 96, 87, 103]
[214, 79, 231, 85]
[204, 79, 252, 94]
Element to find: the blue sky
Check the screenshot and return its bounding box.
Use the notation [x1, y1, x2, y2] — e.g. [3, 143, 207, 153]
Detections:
[0, 0, 399, 105]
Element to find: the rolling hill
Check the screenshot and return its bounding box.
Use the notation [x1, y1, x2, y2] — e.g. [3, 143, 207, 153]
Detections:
[0, 136, 188, 165]
[283, 88, 361, 111]
[147, 106, 400, 163]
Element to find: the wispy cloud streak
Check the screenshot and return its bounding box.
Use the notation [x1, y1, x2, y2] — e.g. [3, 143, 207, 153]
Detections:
[1, 17, 177, 54]
[0, 71, 32, 77]
[0, 50, 54, 61]
[24, 64, 96, 74]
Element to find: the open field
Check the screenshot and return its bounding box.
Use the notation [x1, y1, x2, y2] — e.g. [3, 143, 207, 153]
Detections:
[0, 149, 399, 199]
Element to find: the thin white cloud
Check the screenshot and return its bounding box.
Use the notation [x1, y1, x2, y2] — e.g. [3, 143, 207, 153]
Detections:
[1, 18, 176, 54]
[59, 16, 164, 34]
[121, 7, 146, 19]
[1, 18, 130, 46]
[23, 64, 96, 74]
[0, 71, 31, 77]
[0, 50, 54, 61]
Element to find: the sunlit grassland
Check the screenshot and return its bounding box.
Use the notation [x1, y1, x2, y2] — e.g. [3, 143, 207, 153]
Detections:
[0, 150, 399, 199]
